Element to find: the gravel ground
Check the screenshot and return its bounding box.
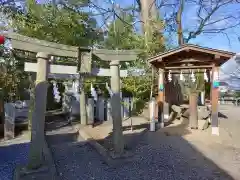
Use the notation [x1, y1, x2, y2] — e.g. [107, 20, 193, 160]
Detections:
[51, 132, 234, 180]
[0, 142, 29, 180]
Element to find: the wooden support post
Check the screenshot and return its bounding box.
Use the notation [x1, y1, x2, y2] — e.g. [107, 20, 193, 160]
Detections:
[211, 65, 219, 135]
[27, 52, 49, 169]
[110, 60, 124, 155]
[157, 69, 165, 128]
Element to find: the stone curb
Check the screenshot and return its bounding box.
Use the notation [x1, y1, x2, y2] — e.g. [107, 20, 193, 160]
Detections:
[13, 139, 58, 180]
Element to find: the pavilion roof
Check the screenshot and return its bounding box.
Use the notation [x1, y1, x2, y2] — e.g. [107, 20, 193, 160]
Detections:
[148, 44, 235, 69]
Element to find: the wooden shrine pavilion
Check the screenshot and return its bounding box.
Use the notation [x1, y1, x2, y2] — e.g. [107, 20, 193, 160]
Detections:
[148, 44, 235, 135]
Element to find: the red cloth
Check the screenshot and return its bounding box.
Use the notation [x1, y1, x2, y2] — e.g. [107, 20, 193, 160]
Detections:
[0, 35, 5, 45]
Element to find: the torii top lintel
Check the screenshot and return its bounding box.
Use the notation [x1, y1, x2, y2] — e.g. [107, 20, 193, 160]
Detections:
[3, 32, 140, 61]
[148, 44, 235, 70]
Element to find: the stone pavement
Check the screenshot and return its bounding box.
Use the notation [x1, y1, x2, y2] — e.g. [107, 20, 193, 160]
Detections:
[51, 131, 234, 180]
[47, 105, 240, 180]
[1, 104, 240, 180]
[217, 105, 240, 148]
[0, 133, 30, 180]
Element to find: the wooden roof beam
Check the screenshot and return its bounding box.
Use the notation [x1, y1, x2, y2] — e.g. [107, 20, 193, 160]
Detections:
[165, 65, 212, 70]
[148, 44, 235, 64]
[165, 58, 211, 65]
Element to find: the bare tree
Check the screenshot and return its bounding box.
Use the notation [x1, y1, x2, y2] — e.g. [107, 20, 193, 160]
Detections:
[162, 0, 240, 45]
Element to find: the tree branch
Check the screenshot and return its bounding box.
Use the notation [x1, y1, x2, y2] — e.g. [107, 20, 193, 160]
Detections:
[185, 0, 239, 43]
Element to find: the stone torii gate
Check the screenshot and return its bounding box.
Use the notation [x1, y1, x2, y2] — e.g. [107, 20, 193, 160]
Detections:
[3, 33, 140, 169]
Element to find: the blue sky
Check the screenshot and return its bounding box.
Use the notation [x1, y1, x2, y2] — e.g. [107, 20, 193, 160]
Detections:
[108, 0, 240, 53]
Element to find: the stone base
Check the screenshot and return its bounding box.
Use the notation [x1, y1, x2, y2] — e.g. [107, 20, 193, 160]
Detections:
[212, 127, 219, 136]
[160, 122, 164, 128]
[155, 122, 164, 129]
[14, 139, 58, 180]
[150, 121, 156, 131]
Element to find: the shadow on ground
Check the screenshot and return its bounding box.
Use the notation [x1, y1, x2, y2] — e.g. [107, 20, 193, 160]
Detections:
[163, 117, 191, 136]
[46, 117, 236, 180]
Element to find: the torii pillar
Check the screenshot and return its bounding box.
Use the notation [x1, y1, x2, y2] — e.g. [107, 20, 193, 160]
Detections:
[27, 52, 49, 169]
[110, 60, 124, 155]
[211, 64, 220, 135]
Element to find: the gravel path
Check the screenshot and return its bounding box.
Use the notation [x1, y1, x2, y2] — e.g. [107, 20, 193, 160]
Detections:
[51, 132, 234, 180]
[0, 142, 29, 180]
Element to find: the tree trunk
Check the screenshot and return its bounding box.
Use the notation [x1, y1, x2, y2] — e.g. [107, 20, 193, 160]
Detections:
[140, 0, 149, 32]
[189, 92, 198, 129]
[139, 0, 158, 34]
[176, 0, 185, 46]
